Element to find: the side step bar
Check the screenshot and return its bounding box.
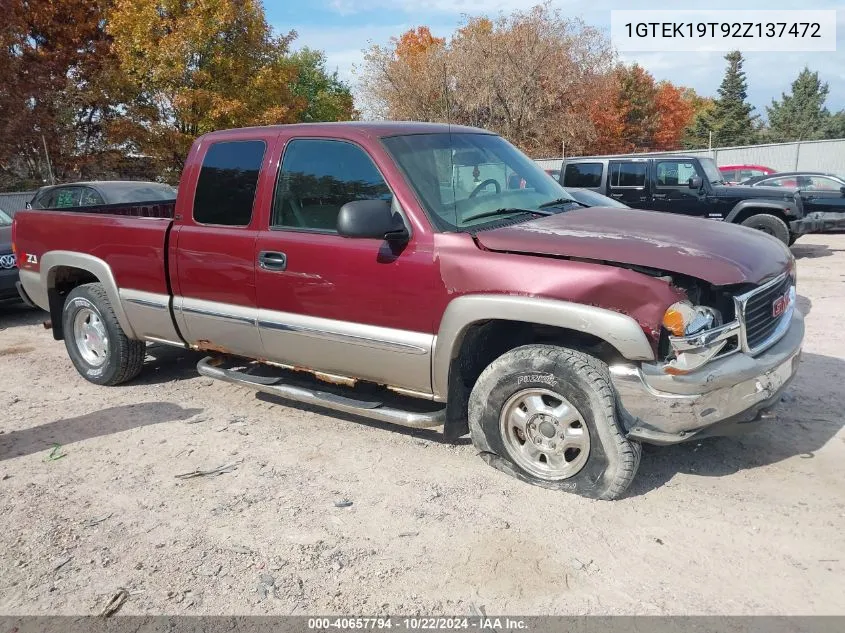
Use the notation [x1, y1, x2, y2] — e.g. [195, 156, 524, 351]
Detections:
[196, 356, 445, 429]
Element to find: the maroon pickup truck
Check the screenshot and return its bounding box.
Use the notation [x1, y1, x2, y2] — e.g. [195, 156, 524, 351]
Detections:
[12, 122, 803, 500]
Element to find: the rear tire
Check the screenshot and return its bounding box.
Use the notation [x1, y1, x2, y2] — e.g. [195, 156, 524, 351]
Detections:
[740, 214, 790, 245]
[468, 345, 641, 500]
[62, 283, 145, 385]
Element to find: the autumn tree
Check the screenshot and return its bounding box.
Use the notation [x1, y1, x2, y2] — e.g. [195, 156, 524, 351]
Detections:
[452, 8, 614, 156]
[652, 82, 695, 150]
[359, 26, 448, 121]
[0, 0, 119, 188]
[586, 64, 695, 154]
[106, 0, 301, 175]
[360, 5, 614, 157]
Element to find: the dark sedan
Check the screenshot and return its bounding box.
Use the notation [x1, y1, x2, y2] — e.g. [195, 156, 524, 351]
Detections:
[28, 181, 176, 210]
[743, 172, 845, 234]
[742, 171, 845, 191]
[0, 209, 18, 301]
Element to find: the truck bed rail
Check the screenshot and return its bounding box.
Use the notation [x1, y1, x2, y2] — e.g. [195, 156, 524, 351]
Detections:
[35, 199, 176, 219]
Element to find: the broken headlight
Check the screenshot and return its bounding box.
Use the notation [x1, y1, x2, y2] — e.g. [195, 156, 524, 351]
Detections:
[661, 302, 738, 375]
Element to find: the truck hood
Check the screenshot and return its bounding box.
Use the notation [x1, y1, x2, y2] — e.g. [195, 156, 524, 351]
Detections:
[474, 208, 791, 287]
[715, 184, 795, 200]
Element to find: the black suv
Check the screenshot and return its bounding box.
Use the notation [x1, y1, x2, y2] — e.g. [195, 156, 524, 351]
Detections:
[561, 155, 808, 245]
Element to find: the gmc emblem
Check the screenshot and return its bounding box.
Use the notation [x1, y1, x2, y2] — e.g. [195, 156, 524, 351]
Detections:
[772, 291, 790, 318]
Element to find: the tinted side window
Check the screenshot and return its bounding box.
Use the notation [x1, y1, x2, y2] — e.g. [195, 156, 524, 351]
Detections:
[563, 163, 603, 188]
[272, 139, 391, 231]
[193, 140, 266, 226]
[656, 161, 697, 187]
[610, 162, 647, 188]
[54, 187, 82, 208]
[80, 188, 105, 206]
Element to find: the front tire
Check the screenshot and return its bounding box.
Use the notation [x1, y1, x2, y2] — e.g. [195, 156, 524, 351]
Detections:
[468, 345, 641, 500]
[62, 283, 146, 385]
[740, 214, 790, 245]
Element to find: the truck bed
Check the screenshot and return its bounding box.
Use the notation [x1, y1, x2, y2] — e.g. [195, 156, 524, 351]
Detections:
[13, 205, 174, 296]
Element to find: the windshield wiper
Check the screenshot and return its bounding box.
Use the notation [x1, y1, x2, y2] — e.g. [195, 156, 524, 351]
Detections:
[539, 197, 589, 209]
[461, 207, 555, 223]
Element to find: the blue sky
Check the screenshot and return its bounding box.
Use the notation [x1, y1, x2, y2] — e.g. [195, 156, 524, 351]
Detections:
[267, 1, 845, 116]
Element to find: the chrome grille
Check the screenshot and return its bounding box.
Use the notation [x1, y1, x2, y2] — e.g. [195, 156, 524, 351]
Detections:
[738, 273, 794, 354]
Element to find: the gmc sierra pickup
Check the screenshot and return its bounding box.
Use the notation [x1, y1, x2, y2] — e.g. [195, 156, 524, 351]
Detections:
[12, 122, 803, 500]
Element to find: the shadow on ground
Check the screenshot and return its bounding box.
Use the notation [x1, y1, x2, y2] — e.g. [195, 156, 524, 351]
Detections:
[627, 351, 843, 497]
[792, 242, 845, 259]
[0, 302, 44, 329]
[131, 344, 206, 386]
[255, 391, 471, 446]
[0, 402, 203, 461]
[797, 294, 812, 317]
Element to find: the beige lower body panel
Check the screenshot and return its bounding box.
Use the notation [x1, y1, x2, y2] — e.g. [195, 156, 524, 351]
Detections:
[120, 289, 183, 345]
[257, 309, 433, 394]
[174, 296, 265, 359]
[173, 297, 433, 394]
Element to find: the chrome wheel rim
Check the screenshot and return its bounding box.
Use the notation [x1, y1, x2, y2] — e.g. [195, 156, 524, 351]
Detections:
[73, 307, 109, 367]
[499, 388, 590, 480]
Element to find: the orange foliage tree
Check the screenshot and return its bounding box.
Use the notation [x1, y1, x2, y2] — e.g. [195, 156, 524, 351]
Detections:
[586, 63, 697, 154]
[653, 82, 696, 150]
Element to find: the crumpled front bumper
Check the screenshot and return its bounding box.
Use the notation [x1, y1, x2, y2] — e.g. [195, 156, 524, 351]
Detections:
[609, 311, 804, 445]
[791, 211, 845, 235]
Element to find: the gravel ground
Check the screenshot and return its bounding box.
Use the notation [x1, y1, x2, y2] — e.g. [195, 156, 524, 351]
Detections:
[0, 233, 843, 616]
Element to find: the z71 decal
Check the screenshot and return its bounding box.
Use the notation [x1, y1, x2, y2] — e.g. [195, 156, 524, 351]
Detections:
[26, 253, 38, 265]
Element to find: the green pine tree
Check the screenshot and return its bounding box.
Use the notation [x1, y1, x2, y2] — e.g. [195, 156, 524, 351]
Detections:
[825, 110, 845, 138]
[688, 51, 758, 148]
[766, 68, 831, 142]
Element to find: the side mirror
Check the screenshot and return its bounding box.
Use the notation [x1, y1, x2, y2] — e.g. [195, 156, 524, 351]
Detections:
[337, 199, 409, 242]
[688, 177, 703, 189]
[839, 186, 845, 197]
[25, 202, 32, 209]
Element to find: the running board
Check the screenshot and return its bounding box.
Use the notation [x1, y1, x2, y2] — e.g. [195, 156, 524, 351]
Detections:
[196, 356, 445, 429]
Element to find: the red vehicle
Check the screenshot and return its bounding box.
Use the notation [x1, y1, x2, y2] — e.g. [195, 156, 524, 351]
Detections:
[719, 164, 776, 185]
[11, 122, 803, 500]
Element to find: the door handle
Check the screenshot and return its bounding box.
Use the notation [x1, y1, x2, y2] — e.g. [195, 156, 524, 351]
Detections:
[258, 251, 287, 271]
[609, 193, 624, 198]
[652, 193, 667, 199]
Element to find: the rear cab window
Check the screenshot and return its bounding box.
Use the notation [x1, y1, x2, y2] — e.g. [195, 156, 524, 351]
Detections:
[563, 162, 603, 188]
[193, 140, 267, 226]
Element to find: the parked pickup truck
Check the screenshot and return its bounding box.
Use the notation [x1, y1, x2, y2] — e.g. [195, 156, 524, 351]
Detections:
[561, 154, 814, 246]
[12, 122, 804, 500]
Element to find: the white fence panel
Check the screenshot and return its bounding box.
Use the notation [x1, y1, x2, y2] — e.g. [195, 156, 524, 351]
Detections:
[535, 138, 845, 175]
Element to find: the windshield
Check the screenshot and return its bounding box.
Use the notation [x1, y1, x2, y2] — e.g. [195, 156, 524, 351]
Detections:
[699, 157, 724, 184]
[0, 209, 11, 226]
[381, 133, 576, 231]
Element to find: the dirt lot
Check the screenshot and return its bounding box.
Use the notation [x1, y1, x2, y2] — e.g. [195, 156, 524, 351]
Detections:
[0, 234, 843, 617]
